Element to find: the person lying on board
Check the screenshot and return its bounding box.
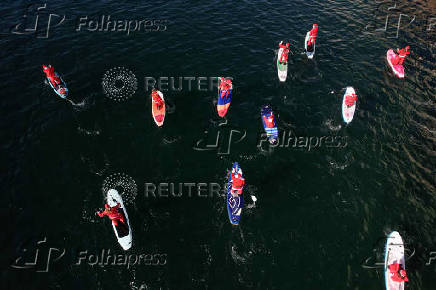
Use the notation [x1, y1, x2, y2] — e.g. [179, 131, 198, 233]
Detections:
[263, 113, 275, 128]
[307, 24, 318, 52]
[230, 169, 245, 197]
[42, 64, 62, 87]
[151, 89, 164, 109]
[394, 46, 410, 65]
[345, 93, 357, 108]
[278, 41, 290, 64]
[218, 77, 232, 99]
[388, 263, 409, 283]
[97, 203, 125, 226]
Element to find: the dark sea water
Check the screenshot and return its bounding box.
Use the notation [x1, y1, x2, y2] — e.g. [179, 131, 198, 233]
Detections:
[1, 0, 435, 289]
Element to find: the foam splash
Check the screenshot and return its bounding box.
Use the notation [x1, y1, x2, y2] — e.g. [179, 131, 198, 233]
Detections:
[325, 119, 342, 131]
[162, 136, 181, 144]
[77, 126, 101, 136]
[230, 244, 247, 264]
[245, 185, 257, 209]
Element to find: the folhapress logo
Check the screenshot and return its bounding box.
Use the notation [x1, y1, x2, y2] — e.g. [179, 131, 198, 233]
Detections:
[11, 237, 65, 272]
[426, 251, 436, 266]
[11, 3, 65, 38]
[193, 121, 247, 155]
[363, 2, 436, 38]
[10, 4, 168, 39]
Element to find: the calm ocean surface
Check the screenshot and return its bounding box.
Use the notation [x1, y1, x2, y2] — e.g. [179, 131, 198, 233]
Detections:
[1, 0, 435, 289]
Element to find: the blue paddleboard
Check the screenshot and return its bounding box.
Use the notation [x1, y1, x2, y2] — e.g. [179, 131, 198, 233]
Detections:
[226, 162, 244, 225]
[261, 105, 278, 144]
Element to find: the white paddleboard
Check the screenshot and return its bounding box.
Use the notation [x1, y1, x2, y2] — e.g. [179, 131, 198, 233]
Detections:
[384, 231, 406, 290]
[277, 45, 288, 82]
[342, 86, 357, 124]
[305, 31, 316, 59]
[387, 49, 405, 79]
[107, 189, 132, 250]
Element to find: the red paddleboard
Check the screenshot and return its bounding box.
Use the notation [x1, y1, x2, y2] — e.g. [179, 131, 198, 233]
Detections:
[152, 91, 165, 127]
[387, 49, 405, 79]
